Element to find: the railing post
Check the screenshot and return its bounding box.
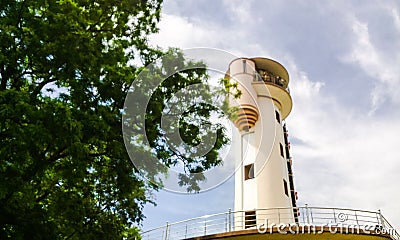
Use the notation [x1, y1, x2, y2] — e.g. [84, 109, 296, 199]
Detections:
[354, 210, 359, 226]
[305, 204, 310, 224]
[277, 208, 281, 224]
[378, 209, 385, 228]
[204, 219, 207, 236]
[333, 209, 337, 223]
[164, 222, 169, 240]
[376, 210, 381, 226]
[228, 208, 232, 232]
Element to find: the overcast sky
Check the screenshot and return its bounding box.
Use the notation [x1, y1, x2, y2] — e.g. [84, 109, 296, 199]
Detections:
[142, 0, 400, 231]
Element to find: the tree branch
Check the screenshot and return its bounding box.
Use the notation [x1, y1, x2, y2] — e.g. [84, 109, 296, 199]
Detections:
[88, 152, 107, 158]
[47, 147, 68, 163]
[64, 230, 78, 240]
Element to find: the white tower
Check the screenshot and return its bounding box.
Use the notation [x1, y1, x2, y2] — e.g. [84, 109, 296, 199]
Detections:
[226, 58, 297, 229]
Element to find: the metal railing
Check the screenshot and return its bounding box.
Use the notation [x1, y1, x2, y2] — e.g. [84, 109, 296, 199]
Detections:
[254, 71, 287, 89]
[141, 206, 399, 240]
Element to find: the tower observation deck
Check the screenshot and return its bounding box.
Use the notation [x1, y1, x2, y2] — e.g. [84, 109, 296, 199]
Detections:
[141, 57, 399, 240]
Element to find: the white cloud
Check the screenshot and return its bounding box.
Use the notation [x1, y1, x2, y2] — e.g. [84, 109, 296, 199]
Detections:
[222, 0, 253, 23]
[341, 14, 400, 114]
[392, 8, 400, 31]
[149, 12, 272, 58]
[285, 57, 400, 228]
[149, 14, 216, 49]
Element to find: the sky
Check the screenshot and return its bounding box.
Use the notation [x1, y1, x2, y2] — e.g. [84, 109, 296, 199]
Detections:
[141, 0, 400, 232]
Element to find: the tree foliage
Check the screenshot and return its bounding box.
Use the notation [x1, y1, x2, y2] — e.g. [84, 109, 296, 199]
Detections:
[0, 0, 230, 239]
[123, 51, 230, 193]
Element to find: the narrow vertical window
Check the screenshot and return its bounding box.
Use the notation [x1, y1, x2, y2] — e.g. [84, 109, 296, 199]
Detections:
[275, 110, 281, 123]
[283, 179, 289, 196]
[242, 59, 247, 73]
[244, 164, 254, 180]
[280, 143, 284, 158]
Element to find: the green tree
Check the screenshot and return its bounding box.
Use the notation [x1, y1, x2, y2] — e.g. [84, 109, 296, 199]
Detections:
[0, 0, 229, 239]
[123, 50, 230, 193]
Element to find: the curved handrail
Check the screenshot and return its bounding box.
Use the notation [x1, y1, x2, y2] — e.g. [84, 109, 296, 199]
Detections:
[140, 206, 399, 240]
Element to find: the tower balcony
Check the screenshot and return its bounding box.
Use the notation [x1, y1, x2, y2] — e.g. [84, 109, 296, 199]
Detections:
[253, 69, 289, 92]
[250, 57, 293, 120]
